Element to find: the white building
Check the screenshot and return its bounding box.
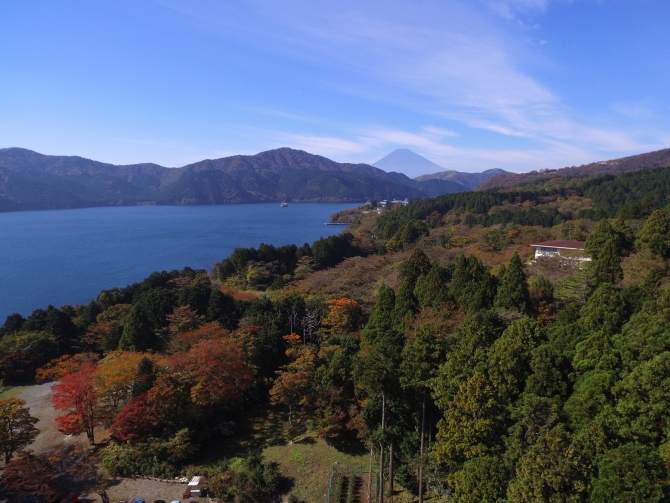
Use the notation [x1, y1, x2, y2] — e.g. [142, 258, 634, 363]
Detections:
[530, 240, 590, 261]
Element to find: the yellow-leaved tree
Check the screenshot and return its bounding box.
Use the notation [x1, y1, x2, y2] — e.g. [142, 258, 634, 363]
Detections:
[95, 351, 165, 412]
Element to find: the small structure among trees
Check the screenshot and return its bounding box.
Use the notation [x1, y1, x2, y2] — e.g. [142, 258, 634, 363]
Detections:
[530, 240, 589, 261]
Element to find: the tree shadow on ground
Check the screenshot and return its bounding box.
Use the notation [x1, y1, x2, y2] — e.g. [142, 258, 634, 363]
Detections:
[197, 403, 293, 464]
[326, 430, 369, 456]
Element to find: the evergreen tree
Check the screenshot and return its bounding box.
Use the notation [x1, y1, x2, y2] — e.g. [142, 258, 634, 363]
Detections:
[637, 209, 669, 255]
[594, 239, 623, 286]
[400, 323, 443, 503]
[494, 252, 529, 312]
[612, 215, 635, 251]
[414, 266, 449, 308]
[585, 218, 621, 260]
[131, 357, 157, 398]
[450, 255, 496, 311]
[449, 455, 509, 503]
[579, 283, 626, 336]
[118, 305, 154, 351]
[207, 289, 238, 329]
[398, 248, 432, 286]
[363, 285, 396, 339]
[590, 443, 667, 503]
[355, 286, 404, 503]
[487, 317, 546, 402]
[507, 425, 584, 502]
[393, 278, 418, 323]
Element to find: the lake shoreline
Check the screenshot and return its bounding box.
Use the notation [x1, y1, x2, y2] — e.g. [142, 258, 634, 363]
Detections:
[0, 202, 358, 320]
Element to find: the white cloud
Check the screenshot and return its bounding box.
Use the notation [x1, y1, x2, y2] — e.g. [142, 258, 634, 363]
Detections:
[273, 133, 370, 157]
[610, 101, 654, 120]
[156, 0, 670, 173]
[484, 0, 549, 20]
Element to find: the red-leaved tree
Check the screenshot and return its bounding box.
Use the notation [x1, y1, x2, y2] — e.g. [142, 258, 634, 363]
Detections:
[0, 452, 58, 503]
[51, 363, 102, 444]
[109, 393, 155, 443]
[0, 445, 99, 502]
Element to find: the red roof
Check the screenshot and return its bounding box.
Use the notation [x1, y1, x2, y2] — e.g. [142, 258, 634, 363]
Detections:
[530, 240, 585, 250]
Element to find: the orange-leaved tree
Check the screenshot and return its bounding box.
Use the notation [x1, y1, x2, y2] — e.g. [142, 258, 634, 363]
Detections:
[320, 298, 364, 339]
[169, 322, 231, 353]
[36, 353, 99, 382]
[51, 363, 102, 444]
[168, 338, 254, 406]
[270, 335, 317, 424]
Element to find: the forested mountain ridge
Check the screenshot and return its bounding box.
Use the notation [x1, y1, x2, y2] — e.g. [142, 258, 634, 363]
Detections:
[0, 147, 445, 211]
[414, 167, 508, 190]
[476, 146, 670, 190]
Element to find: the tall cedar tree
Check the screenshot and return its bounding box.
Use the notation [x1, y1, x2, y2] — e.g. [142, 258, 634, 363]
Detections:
[400, 323, 443, 503]
[594, 239, 624, 286]
[449, 254, 497, 311]
[494, 252, 530, 312]
[637, 209, 670, 256]
[0, 398, 39, 463]
[585, 218, 621, 259]
[394, 249, 433, 321]
[355, 285, 404, 502]
[398, 248, 433, 286]
[414, 266, 449, 308]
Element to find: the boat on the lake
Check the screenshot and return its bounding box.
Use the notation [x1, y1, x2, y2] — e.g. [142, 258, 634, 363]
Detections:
[280, 201, 288, 207]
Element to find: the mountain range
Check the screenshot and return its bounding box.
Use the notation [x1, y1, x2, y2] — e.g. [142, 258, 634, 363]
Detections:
[373, 149, 509, 193]
[7, 145, 664, 213]
[0, 147, 501, 212]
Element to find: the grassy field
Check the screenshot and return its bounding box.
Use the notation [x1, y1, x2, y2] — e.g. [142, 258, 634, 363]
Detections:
[0, 385, 31, 400]
[194, 404, 370, 503]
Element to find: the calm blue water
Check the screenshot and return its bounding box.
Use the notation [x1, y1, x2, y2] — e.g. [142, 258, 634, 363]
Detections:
[0, 203, 357, 321]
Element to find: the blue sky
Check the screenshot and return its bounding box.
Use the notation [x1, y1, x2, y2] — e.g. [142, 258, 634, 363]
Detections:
[1, 0, 669, 175]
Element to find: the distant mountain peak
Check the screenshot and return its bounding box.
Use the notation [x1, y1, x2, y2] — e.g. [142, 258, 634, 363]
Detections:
[372, 149, 445, 178]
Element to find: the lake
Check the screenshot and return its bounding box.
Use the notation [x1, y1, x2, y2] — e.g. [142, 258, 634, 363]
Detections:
[0, 203, 358, 321]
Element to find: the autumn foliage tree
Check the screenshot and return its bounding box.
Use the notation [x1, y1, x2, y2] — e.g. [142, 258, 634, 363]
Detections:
[95, 351, 164, 411]
[165, 304, 204, 337]
[0, 398, 39, 463]
[169, 322, 231, 353]
[0, 451, 58, 503]
[1, 444, 99, 502]
[35, 353, 100, 382]
[109, 393, 155, 443]
[270, 335, 317, 424]
[84, 303, 131, 352]
[51, 364, 102, 444]
[320, 298, 364, 338]
[168, 338, 253, 406]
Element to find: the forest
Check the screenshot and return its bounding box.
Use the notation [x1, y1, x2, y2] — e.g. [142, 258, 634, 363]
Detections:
[3, 164, 670, 502]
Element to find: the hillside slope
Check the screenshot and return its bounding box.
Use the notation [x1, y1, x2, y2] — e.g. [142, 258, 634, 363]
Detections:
[476, 147, 670, 190]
